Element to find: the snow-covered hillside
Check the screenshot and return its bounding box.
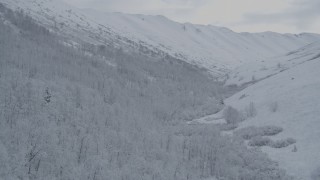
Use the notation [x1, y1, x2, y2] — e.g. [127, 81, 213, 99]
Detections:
[227, 51, 320, 180]
[226, 42, 320, 86]
[83, 9, 320, 72]
[0, 5, 294, 179]
[1, 1, 320, 179]
[192, 42, 320, 180]
[1, 0, 320, 77]
[2, 0, 320, 179]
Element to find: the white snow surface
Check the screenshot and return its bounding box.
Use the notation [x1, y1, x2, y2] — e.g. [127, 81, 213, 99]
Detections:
[2, 1, 320, 179]
[206, 42, 320, 180]
[1, 0, 320, 77]
[226, 42, 320, 86]
[191, 42, 320, 179]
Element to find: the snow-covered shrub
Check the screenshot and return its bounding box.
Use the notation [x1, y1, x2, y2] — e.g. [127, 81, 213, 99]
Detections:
[223, 84, 240, 97]
[235, 126, 260, 140]
[277, 63, 283, 69]
[223, 106, 244, 125]
[270, 138, 296, 148]
[269, 101, 279, 112]
[239, 94, 246, 100]
[251, 75, 256, 82]
[235, 126, 283, 140]
[245, 102, 257, 118]
[261, 126, 283, 136]
[217, 123, 238, 131]
[176, 125, 290, 180]
[248, 136, 272, 147]
[292, 145, 297, 152]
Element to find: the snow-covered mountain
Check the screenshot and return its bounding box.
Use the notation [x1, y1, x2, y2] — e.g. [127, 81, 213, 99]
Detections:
[1, 1, 320, 179]
[1, 0, 320, 77]
[82, 9, 320, 74]
[0, 3, 293, 179]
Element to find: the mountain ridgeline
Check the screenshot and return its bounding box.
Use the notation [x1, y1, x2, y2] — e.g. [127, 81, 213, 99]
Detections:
[1, 0, 320, 78]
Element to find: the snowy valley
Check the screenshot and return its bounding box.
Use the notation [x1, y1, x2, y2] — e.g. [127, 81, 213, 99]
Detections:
[0, 0, 320, 180]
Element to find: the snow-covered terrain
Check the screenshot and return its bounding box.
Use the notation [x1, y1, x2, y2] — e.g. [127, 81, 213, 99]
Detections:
[193, 42, 320, 180]
[1, 0, 320, 179]
[83, 9, 320, 74]
[226, 42, 320, 86]
[0, 5, 294, 179]
[1, 0, 320, 77]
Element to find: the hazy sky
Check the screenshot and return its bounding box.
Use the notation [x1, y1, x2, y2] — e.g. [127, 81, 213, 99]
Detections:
[63, 0, 320, 33]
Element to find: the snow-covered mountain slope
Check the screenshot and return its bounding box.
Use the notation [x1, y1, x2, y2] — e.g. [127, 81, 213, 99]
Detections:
[226, 42, 320, 86]
[83, 9, 320, 72]
[227, 56, 320, 180]
[0, 7, 294, 179]
[194, 42, 320, 180]
[1, 0, 320, 77]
